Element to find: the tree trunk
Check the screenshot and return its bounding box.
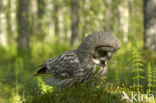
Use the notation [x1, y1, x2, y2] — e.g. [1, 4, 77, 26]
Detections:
[37, 0, 45, 19]
[53, 0, 59, 36]
[17, 0, 30, 54]
[144, 0, 156, 51]
[6, 0, 12, 36]
[70, 0, 79, 46]
[0, 0, 8, 47]
[104, 0, 113, 32]
[117, 0, 129, 43]
[37, 0, 46, 37]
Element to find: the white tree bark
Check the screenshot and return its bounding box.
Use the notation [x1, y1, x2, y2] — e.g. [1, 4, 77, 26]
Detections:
[117, 0, 129, 43]
[0, 0, 8, 47]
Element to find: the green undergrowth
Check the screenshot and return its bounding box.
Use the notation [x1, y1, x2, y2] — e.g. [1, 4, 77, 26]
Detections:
[0, 38, 156, 103]
[27, 85, 122, 103]
[26, 76, 125, 103]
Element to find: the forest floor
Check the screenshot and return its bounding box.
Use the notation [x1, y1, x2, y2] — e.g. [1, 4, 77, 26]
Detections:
[0, 41, 156, 103]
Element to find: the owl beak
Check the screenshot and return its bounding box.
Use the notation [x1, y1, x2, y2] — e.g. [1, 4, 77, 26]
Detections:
[100, 60, 107, 67]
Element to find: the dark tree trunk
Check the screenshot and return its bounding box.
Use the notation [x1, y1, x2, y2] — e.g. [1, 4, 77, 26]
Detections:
[6, 0, 12, 36]
[144, 0, 156, 51]
[0, 0, 3, 12]
[53, 0, 59, 36]
[37, 0, 46, 37]
[70, 0, 79, 46]
[37, 0, 45, 19]
[17, 0, 30, 55]
[104, 0, 113, 32]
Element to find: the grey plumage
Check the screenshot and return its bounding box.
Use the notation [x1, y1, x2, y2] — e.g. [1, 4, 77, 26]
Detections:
[36, 31, 120, 88]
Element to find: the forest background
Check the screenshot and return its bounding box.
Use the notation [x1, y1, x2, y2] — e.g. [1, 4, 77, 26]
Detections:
[0, 0, 156, 102]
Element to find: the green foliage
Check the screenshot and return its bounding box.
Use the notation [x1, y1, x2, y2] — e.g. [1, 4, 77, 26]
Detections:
[152, 69, 156, 94]
[26, 82, 122, 103]
[147, 62, 152, 94]
[9, 91, 25, 103]
[131, 45, 144, 92]
[0, 0, 156, 102]
[1, 37, 156, 102]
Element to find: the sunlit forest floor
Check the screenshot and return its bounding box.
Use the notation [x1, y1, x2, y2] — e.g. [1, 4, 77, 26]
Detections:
[0, 0, 156, 102]
[0, 36, 156, 103]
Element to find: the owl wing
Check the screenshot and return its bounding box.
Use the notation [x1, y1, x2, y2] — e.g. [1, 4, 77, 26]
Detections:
[36, 50, 80, 78]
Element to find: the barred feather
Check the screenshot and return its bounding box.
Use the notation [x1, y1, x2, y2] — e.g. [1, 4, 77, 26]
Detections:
[36, 31, 120, 88]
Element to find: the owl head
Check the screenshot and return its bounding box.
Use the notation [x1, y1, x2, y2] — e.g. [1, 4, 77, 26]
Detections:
[76, 31, 120, 75]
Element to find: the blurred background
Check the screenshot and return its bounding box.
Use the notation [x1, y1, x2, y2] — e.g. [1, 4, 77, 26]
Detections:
[0, 0, 156, 102]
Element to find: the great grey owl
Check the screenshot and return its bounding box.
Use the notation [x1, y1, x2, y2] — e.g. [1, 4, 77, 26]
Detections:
[36, 31, 120, 88]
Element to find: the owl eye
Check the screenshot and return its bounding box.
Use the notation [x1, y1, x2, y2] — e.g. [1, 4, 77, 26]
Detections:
[99, 50, 107, 57]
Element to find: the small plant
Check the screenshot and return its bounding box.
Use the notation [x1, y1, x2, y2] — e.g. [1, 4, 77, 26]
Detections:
[147, 62, 152, 94]
[131, 45, 144, 92]
[37, 78, 53, 94]
[152, 68, 156, 94]
[14, 57, 23, 94]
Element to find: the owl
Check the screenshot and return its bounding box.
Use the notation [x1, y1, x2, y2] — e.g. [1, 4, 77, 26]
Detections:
[36, 31, 120, 88]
